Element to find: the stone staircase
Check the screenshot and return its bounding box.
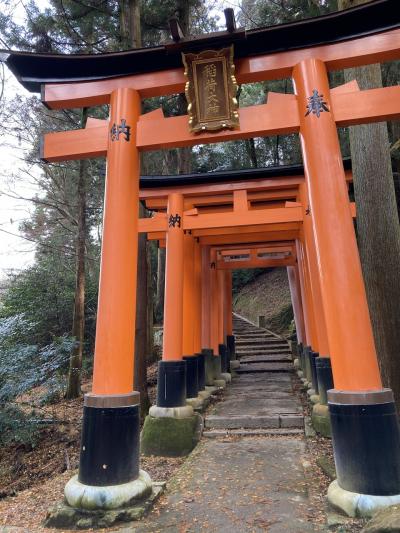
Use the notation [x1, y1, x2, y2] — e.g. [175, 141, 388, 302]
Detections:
[204, 314, 304, 436]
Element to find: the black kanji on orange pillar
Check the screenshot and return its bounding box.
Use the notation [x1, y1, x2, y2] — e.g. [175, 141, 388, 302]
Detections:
[168, 214, 181, 228]
[110, 119, 131, 141]
[305, 89, 329, 118]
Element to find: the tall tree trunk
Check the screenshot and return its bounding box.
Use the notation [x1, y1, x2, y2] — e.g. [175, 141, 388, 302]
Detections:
[129, 0, 141, 48]
[177, 93, 192, 174]
[245, 138, 258, 168]
[176, 1, 192, 175]
[66, 107, 88, 399]
[338, 0, 400, 410]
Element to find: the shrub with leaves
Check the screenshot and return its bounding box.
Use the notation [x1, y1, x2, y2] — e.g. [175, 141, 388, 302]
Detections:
[0, 313, 76, 445]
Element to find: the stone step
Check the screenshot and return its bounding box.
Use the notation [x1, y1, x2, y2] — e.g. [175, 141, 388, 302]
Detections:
[239, 355, 291, 363]
[203, 428, 304, 438]
[234, 331, 272, 340]
[236, 345, 290, 350]
[236, 345, 285, 350]
[236, 338, 287, 344]
[236, 354, 292, 360]
[204, 414, 304, 430]
[236, 338, 286, 342]
[236, 350, 292, 356]
[236, 344, 289, 350]
[234, 330, 273, 335]
[236, 362, 293, 373]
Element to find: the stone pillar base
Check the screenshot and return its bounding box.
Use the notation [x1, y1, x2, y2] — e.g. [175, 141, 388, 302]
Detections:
[141, 406, 202, 457]
[64, 470, 152, 510]
[45, 478, 164, 530]
[310, 394, 320, 404]
[198, 389, 212, 400]
[328, 480, 400, 518]
[221, 372, 232, 383]
[186, 395, 206, 411]
[311, 403, 331, 437]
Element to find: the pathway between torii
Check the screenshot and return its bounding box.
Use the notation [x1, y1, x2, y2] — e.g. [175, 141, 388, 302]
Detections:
[118, 316, 316, 533]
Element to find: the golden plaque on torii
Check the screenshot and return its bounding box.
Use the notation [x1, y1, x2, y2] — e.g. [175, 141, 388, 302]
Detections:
[182, 46, 239, 133]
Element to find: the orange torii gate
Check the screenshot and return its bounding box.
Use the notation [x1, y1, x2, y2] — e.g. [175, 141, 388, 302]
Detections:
[3, 0, 400, 518]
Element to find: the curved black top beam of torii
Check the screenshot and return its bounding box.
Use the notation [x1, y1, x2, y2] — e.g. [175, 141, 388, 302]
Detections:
[1, 0, 399, 93]
[139, 160, 352, 189]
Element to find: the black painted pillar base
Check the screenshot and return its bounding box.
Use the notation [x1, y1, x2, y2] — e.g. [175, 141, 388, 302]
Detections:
[64, 392, 153, 510]
[212, 352, 223, 380]
[303, 346, 313, 383]
[310, 351, 319, 394]
[316, 357, 334, 405]
[196, 352, 206, 391]
[202, 348, 215, 386]
[156, 360, 186, 407]
[219, 344, 229, 373]
[299, 343, 306, 372]
[78, 393, 140, 486]
[227, 335, 236, 360]
[328, 389, 400, 496]
[183, 355, 199, 399]
[142, 360, 201, 458]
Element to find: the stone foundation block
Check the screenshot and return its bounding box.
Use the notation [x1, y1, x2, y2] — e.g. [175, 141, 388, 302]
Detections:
[186, 396, 205, 411]
[141, 413, 203, 457]
[44, 481, 164, 529]
[310, 394, 320, 404]
[311, 403, 331, 437]
[328, 480, 400, 518]
[230, 360, 240, 370]
[64, 470, 152, 511]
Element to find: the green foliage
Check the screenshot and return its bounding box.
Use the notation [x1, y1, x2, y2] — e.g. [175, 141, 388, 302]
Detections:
[0, 312, 76, 446]
[0, 404, 42, 447]
[232, 269, 265, 294]
[0, 312, 76, 403]
[266, 303, 294, 335]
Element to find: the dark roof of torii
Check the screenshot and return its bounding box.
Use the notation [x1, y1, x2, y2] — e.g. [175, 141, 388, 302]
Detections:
[1, 0, 398, 93]
[139, 159, 352, 189]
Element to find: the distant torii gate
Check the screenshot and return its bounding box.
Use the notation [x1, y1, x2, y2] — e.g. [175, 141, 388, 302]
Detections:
[3, 0, 400, 518]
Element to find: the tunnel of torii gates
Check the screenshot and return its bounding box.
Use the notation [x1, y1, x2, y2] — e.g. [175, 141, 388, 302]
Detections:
[3, 0, 400, 516]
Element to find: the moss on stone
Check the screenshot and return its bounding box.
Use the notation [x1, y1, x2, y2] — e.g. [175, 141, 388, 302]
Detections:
[362, 504, 400, 532]
[44, 484, 165, 529]
[316, 455, 336, 480]
[140, 414, 202, 457]
[311, 403, 332, 438]
[204, 354, 215, 386]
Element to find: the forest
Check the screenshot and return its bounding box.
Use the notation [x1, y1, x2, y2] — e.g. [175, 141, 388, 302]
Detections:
[0, 0, 399, 530]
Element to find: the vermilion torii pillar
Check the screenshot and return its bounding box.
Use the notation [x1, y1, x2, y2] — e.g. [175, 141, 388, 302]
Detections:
[209, 249, 226, 386]
[299, 181, 334, 408]
[286, 265, 306, 346]
[293, 58, 400, 508]
[182, 232, 199, 401]
[65, 87, 153, 509]
[156, 192, 187, 407]
[182, 232, 206, 407]
[193, 239, 207, 396]
[225, 271, 237, 366]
